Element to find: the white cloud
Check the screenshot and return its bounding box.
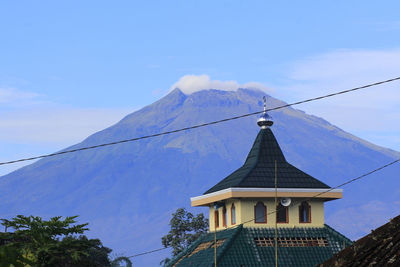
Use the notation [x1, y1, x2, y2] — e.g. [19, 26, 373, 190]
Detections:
[0, 85, 136, 176]
[275, 48, 400, 150]
[0, 107, 132, 144]
[0, 86, 134, 145]
[289, 49, 400, 82]
[170, 74, 272, 94]
[0, 87, 42, 106]
[0, 107, 133, 176]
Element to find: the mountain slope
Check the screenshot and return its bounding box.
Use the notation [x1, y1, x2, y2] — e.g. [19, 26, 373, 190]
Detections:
[1, 88, 399, 266]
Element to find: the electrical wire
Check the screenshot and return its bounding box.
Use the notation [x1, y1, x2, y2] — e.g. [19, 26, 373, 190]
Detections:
[2, 77, 400, 259]
[128, 247, 169, 258]
[124, 157, 400, 259]
[240, 158, 400, 226]
[0, 76, 399, 167]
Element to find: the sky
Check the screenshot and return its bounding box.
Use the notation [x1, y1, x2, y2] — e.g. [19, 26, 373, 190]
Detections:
[0, 1, 399, 176]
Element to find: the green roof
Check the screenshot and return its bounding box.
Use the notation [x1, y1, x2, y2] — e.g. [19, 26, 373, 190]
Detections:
[205, 128, 330, 194]
[166, 225, 352, 267]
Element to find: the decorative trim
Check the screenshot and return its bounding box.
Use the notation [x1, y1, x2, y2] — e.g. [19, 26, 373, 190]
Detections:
[255, 237, 328, 247]
[191, 187, 342, 206]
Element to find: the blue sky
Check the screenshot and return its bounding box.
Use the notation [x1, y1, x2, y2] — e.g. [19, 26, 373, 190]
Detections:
[1, 0, 400, 176]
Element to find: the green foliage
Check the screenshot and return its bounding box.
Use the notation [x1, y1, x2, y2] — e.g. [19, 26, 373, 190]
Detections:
[161, 208, 208, 260]
[0, 215, 112, 267]
[111, 256, 133, 267]
[0, 245, 34, 267]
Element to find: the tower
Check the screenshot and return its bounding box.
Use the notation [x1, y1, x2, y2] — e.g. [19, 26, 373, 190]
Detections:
[166, 97, 352, 267]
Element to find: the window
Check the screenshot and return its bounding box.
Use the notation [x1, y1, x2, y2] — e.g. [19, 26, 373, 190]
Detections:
[299, 201, 311, 223]
[277, 203, 288, 223]
[254, 237, 328, 247]
[222, 206, 227, 227]
[254, 202, 267, 223]
[214, 210, 219, 228]
[231, 204, 236, 225]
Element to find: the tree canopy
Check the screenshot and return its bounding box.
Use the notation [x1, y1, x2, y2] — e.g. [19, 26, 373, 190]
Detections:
[161, 208, 208, 265]
[0, 215, 112, 267]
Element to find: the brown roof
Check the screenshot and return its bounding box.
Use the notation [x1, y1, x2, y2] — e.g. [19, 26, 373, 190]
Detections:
[319, 214, 400, 267]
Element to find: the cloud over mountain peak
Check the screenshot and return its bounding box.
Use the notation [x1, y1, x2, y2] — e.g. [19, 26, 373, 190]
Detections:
[170, 74, 272, 95]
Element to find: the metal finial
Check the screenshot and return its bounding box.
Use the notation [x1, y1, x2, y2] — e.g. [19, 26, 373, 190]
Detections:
[263, 96, 266, 112]
[257, 96, 273, 128]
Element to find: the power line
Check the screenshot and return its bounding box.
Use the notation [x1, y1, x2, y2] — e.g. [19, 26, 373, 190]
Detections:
[123, 157, 400, 259]
[1, 76, 399, 167]
[240, 158, 400, 226]
[128, 247, 169, 258]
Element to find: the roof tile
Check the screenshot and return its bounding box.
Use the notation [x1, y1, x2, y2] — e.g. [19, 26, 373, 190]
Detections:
[166, 225, 352, 267]
[205, 128, 330, 194]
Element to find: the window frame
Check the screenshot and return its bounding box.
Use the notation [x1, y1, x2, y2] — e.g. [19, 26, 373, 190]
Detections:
[254, 201, 267, 224]
[276, 203, 289, 224]
[299, 201, 312, 223]
[222, 206, 227, 227]
[231, 203, 236, 225]
[214, 209, 219, 228]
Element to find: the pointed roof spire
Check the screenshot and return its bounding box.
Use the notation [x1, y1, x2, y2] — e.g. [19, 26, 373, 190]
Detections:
[203, 97, 331, 195]
[204, 128, 330, 194]
[257, 96, 273, 128]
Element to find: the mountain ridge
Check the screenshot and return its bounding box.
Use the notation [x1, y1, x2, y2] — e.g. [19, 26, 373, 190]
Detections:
[1, 88, 399, 266]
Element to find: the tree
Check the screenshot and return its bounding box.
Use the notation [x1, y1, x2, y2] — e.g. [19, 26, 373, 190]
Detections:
[0, 215, 112, 267]
[161, 208, 208, 264]
[111, 256, 133, 267]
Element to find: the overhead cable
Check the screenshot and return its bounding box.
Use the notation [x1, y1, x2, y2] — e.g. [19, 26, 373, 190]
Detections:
[240, 158, 400, 226]
[125, 157, 400, 259]
[1, 76, 399, 167]
[128, 247, 169, 258]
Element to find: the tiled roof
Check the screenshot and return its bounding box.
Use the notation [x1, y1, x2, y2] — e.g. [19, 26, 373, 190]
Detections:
[166, 224, 352, 267]
[205, 128, 330, 194]
[319, 214, 400, 266]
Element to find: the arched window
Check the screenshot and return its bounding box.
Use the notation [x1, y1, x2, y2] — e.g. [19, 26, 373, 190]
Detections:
[231, 204, 236, 225]
[277, 203, 288, 223]
[223, 206, 227, 227]
[299, 201, 311, 223]
[214, 209, 219, 228]
[254, 202, 267, 223]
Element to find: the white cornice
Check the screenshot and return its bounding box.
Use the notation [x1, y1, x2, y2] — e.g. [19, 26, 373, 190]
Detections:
[190, 187, 343, 202]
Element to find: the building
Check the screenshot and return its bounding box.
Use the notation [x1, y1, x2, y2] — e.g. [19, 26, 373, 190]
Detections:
[166, 98, 352, 267]
[319, 214, 400, 266]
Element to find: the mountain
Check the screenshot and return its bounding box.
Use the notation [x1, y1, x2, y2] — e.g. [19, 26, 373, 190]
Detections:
[1, 88, 399, 266]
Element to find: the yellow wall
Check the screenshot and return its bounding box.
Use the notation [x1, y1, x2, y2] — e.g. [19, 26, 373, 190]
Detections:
[209, 198, 324, 232]
[209, 199, 238, 231]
